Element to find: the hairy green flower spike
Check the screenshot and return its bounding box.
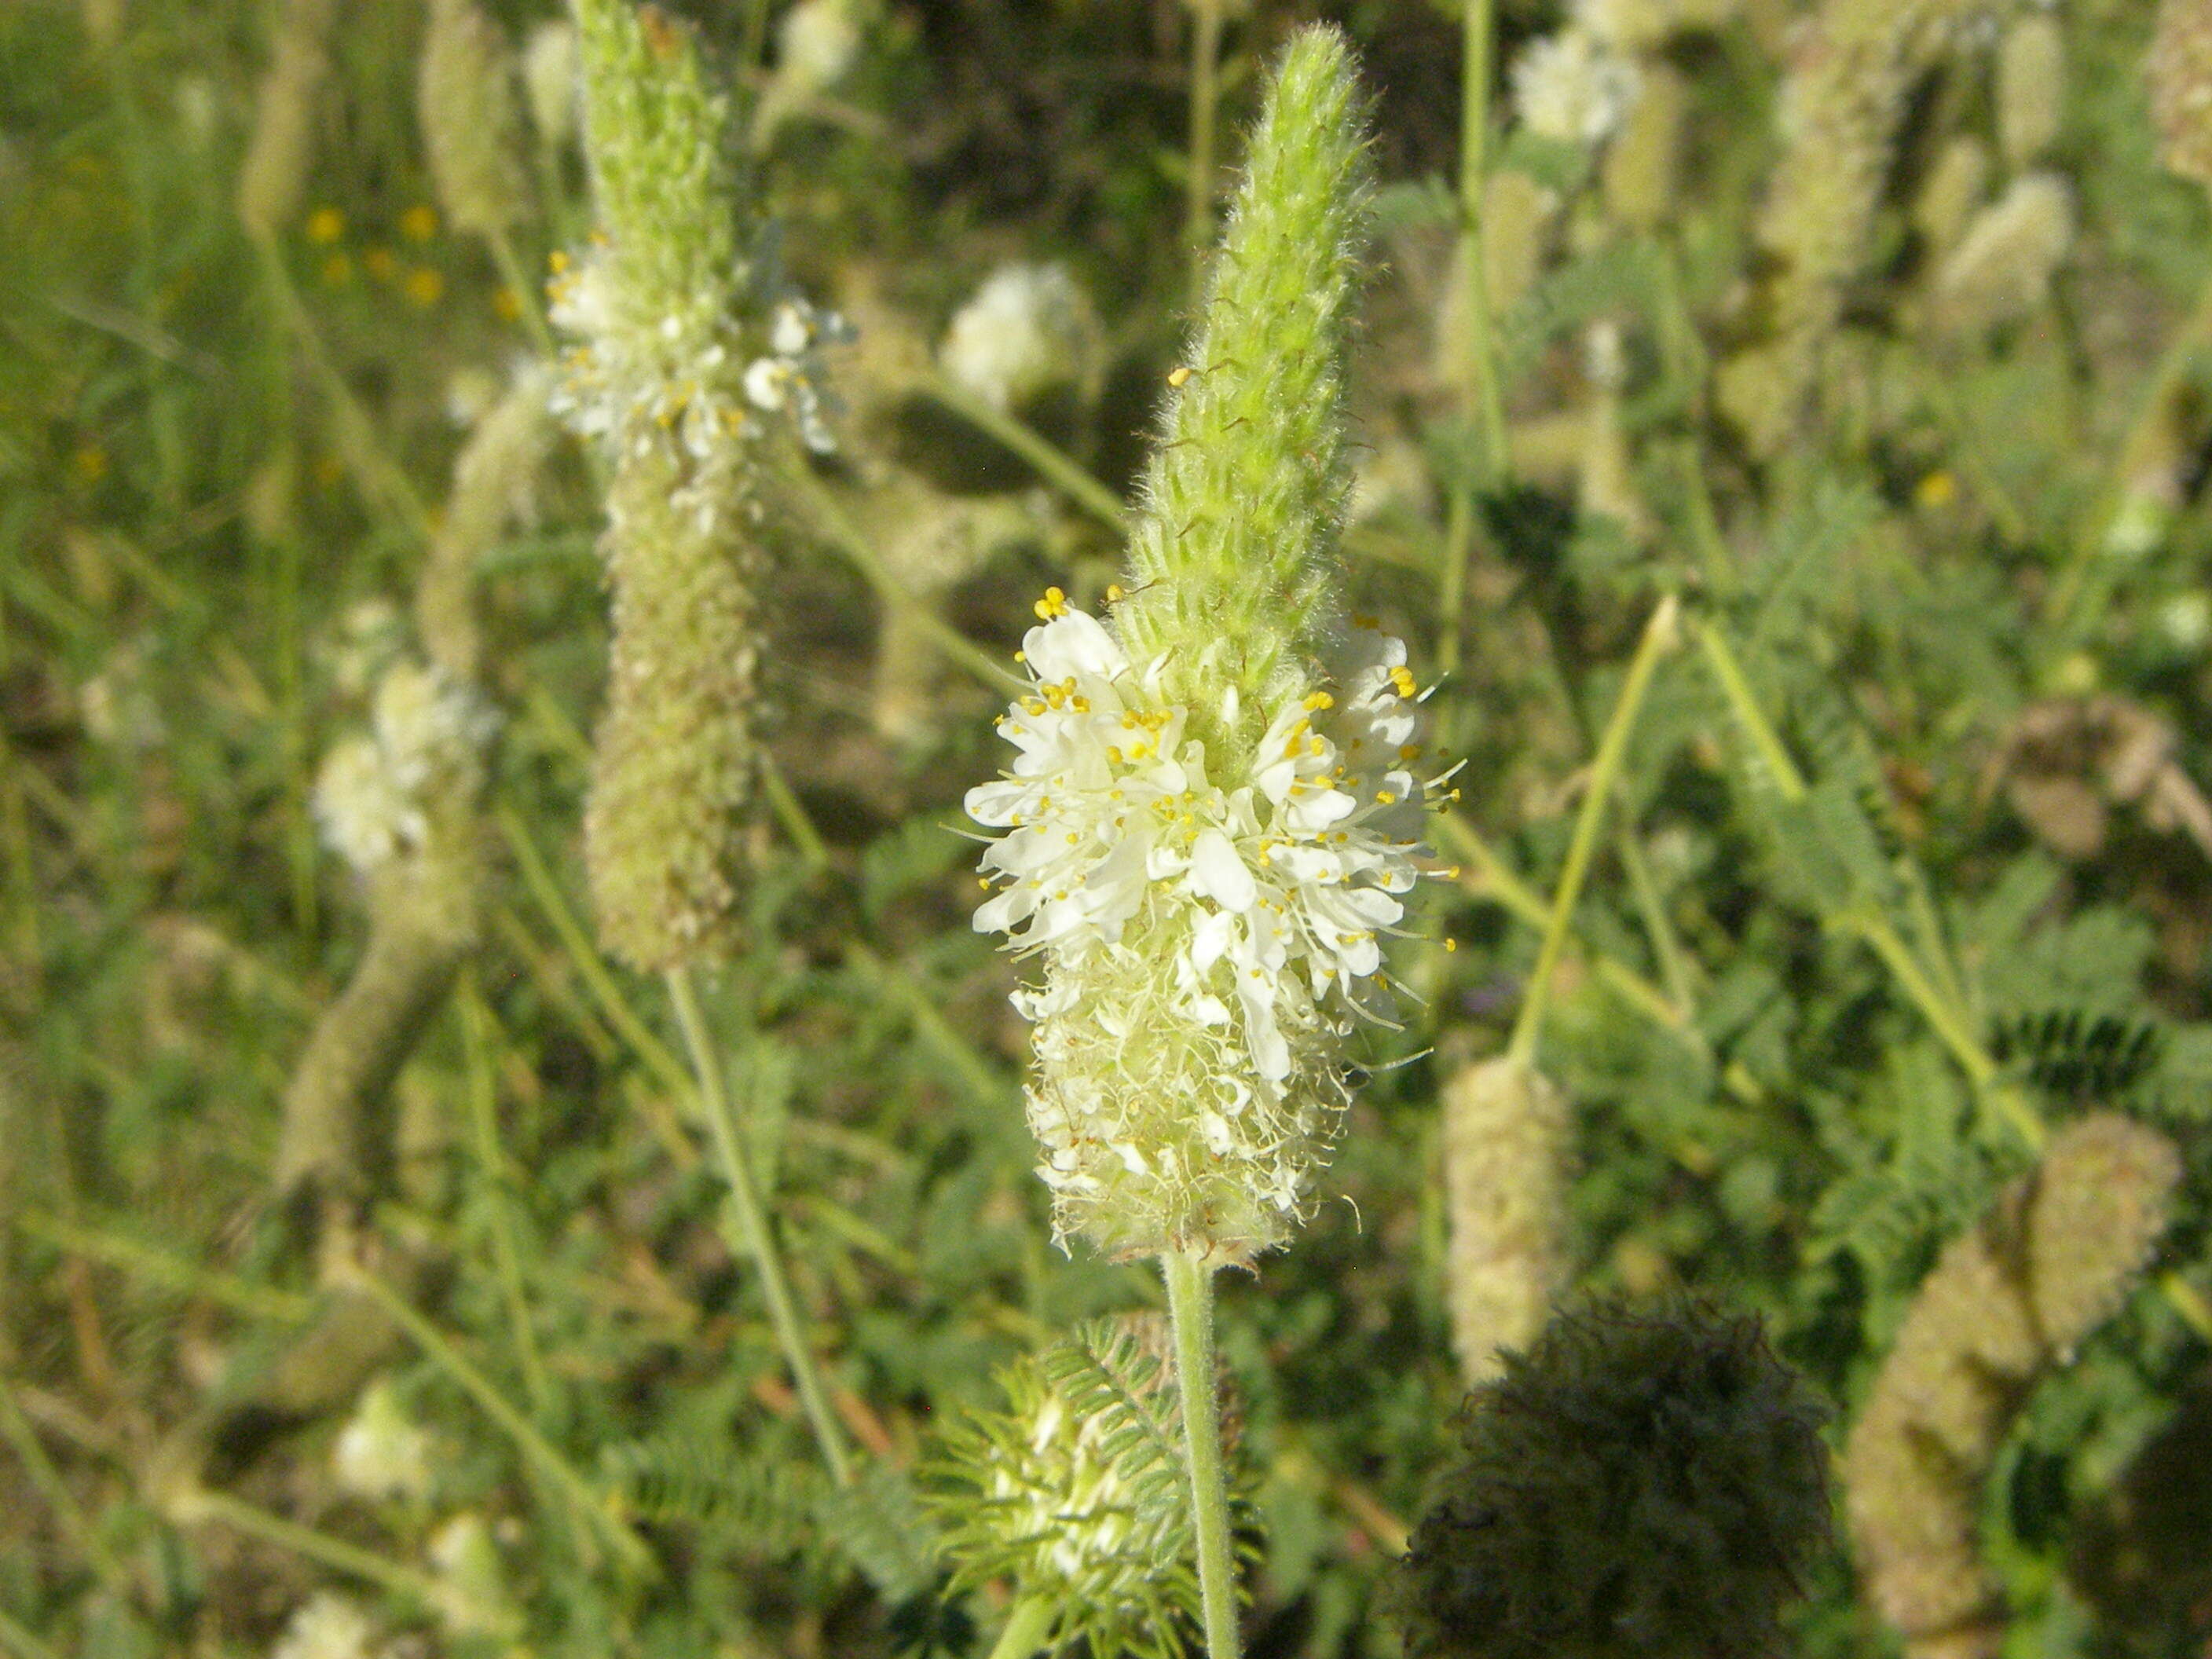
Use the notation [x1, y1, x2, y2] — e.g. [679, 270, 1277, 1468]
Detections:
[1843, 1112, 2180, 1659]
[1443, 1057, 1568, 1384]
[563, 0, 765, 971]
[419, 0, 527, 239]
[2152, 0, 2212, 189]
[927, 1317, 1230, 1659]
[584, 444, 765, 971]
[965, 27, 1422, 1267]
[1117, 24, 1375, 742]
[1393, 1301, 1832, 1659]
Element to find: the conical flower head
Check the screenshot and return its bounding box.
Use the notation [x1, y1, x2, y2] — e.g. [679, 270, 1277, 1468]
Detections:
[968, 30, 1440, 1264]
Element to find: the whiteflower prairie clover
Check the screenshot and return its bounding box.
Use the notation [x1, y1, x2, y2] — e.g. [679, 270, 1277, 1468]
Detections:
[965, 28, 1448, 1268]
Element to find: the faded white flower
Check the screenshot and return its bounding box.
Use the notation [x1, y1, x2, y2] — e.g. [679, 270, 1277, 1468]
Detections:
[742, 295, 854, 453]
[967, 600, 1448, 1258]
[331, 1379, 434, 1505]
[270, 1594, 378, 1659]
[1512, 28, 1641, 148]
[939, 262, 1092, 412]
[313, 662, 496, 876]
[777, 0, 864, 93]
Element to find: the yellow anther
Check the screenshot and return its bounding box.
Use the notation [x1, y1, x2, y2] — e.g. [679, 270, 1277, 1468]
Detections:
[1071, 695, 1091, 714]
[1107, 746, 1124, 764]
[1013, 650, 1026, 663]
[1035, 585, 1069, 620]
[1303, 690, 1335, 711]
[1399, 745, 1423, 762]
[1376, 791, 1397, 805]
[1389, 665, 1418, 698]
[1444, 938, 1459, 952]
[1167, 364, 1194, 388]
[1067, 833, 1080, 845]
[548, 248, 570, 273]
[1106, 584, 1126, 602]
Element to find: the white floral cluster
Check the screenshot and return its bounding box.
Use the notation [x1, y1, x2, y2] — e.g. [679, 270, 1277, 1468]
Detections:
[1511, 24, 1641, 148]
[742, 295, 855, 454]
[967, 599, 1446, 1258]
[313, 662, 496, 876]
[549, 246, 851, 490]
[270, 1595, 381, 1659]
[939, 262, 1091, 412]
[331, 1378, 435, 1505]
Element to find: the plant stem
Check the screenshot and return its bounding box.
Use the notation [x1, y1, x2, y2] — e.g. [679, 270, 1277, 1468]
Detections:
[489, 229, 558, 361]
[986, 1598, 1056, 1659]
[1439, 0, 1507, 684]
[786, 465, 1024, 694]
[923, 373, 1126, 530]
[1692, 618, 2048, 1148]
[1505, 594, 1679, 1069]
[2043, 273, 2212, 663]
[170, 1485, 445, 1605]
[0, 1372, 124, 1590]
[0, 1603, 60, 1659]
[458, 978, 553, 1418]
[1163, 1249, 1240, 1659]
[666, 967, 855, 1489]
[1456, 0, 1507, 486]
[1185, 0, 1225, 299]
[344, 1263, 654, 1574]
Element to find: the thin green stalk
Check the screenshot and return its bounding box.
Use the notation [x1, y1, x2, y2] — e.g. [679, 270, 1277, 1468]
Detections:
[1616, 816, 1696, 1014]
[923, 373, 1127, 530]
[488, 229, 558, 361]
[13, 1211, 318, 1322]
[986, 1599, 1056, 1659]
[458, 980, 553, 1418]
[666, 967, 855, 1489]
[343, 1263, 654, 1574]
[1437, 813, 1687, 1031]
[251, 239, 432, 540]
[1506, 595, 1679, 1068]
[1439, 0, 1506, 682]
[171, 1486, 445, 1604]
[0, 1602, 61, 1659]
[759, 753, 831, 873]
[496, 804, 694, 1100]
[0, 1374, 123, 1589]
[1163, 1250, 1240, 1659]
[1695, 619, 2051, 1149]
[1457, 0, 1505, 478]
[1185, 0, 1225, 298]
[788, 467, 1024, 694]
[2045, 273, 2212, 657]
